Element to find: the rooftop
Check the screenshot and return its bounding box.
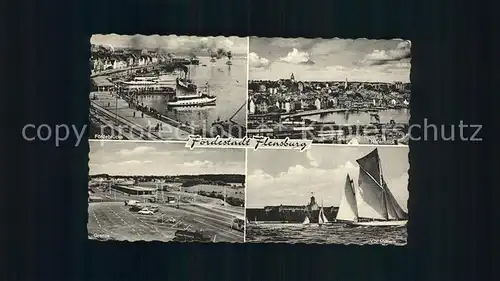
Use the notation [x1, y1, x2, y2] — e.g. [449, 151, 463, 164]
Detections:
[113, 184, 156, 192]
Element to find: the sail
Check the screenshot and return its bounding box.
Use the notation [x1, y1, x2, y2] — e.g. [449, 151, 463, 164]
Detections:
[383, 182, 408, 219]
[336, 174, 359, 222]
[302, 216, 310, 224]
[355, 149, 389, 220]
[318, 208, 324, 224]
[321, 209, 329, 223]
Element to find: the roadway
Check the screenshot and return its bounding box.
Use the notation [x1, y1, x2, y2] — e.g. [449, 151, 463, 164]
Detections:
[88, 201, 244, 243]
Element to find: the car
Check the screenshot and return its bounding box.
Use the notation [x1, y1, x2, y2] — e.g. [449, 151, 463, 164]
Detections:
[125, 200, 139, 206]
[149, 206, 159, 213]
[230, 217, 245, 232]
[138, 209, 154, 215]
[156, 216, 177, 224]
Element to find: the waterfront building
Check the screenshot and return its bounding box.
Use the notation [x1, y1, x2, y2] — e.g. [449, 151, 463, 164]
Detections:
[314, 98, 321, 110]
[284, 101, 291, 113]
[249, 99, 256, 114]
[138, 57, 146, 66]
[256, 101, 268, 113]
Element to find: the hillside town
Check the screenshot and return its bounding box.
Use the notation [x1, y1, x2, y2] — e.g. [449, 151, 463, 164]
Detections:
[90, 44, 199, 75]
[248, 73, 410, 115]
[247, 74, 411, 144]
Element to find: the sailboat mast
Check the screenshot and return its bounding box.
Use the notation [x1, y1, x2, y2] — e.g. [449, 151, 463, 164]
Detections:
[377, 156, 389, 221]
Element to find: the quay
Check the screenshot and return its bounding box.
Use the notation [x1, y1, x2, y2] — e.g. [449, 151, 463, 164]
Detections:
[281, 108, 348, 119]
[251, 106, 409, 121]
[90, 64, 161, 78]
[90, 91, 193, 140]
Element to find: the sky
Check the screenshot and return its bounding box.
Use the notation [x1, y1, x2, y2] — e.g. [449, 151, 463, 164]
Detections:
[89, 141, 245, 176]
[249, 37, 411, 83]
[246, 146, 409, 210]
[91, 34, 248, 56]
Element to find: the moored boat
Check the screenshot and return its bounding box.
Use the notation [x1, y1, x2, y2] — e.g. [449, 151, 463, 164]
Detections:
[167, 81, 217, 107]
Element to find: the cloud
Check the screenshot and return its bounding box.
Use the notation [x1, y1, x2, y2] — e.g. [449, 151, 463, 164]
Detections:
[89, 142, 245, 176]
[249, 52, 270, 68]
[181, 160, 213, 168]
[249, 38, 411, 82]
[247, 161, 360, 208]
[278, 48, 315, 65]
[91, 34, 248, 55]
[117, 146, 157, 157]
[359, 40, 411, 66]
[117, 160, 153, 165]
[246, 146, 409, 209]
[305, 150, 319, 167]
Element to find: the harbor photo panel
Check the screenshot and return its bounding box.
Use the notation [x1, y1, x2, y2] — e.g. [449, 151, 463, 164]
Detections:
[247, 37, 411, 145]
[87, 140, 246, 243]
[245, 145, 409, 245]
[89, 34, 248, 142]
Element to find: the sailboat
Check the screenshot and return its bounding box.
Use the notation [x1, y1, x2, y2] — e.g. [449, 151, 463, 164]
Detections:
[335, 148, 408, 227]
[302, 216, 310, 225]
[318, 203, 329, 226]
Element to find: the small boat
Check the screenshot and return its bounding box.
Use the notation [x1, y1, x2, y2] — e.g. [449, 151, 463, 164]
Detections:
[317, 204, 329, 226]
[335, 149, 408, 227]
[190, 56, 200, 65]
[302, 216, 310, 225]
[176, 78, 197, 92]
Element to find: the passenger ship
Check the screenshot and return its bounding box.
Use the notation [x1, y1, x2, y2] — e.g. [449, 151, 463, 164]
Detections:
[167, 81, 217, 107]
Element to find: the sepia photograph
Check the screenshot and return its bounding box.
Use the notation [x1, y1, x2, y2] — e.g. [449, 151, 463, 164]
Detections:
[89, 34, 248, 141]
[247, 37, 411, 145]
[88, 141, 245, 243]
[245, 145, 408, 245]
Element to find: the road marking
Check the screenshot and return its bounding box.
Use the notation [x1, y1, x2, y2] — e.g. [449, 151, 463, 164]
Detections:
[106, 206, 142, 237]
[179, 206, 233, 226]
[89, 208, 128, 241]
[119, 206, 169, 239]
[193, 219, 243, 240]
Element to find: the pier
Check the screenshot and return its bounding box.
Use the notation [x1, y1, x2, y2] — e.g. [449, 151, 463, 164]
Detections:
[280, 108, 349, 119]
[90, 91, 194, 140]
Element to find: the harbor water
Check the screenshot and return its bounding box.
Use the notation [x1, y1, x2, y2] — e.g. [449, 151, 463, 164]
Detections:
[306, 108, 410, 124]
[246, 223, 407, 245]
[136, 56, 247, 131]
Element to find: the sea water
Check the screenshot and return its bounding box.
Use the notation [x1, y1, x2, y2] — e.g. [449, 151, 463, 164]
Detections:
[246, 223, 407, 245]
[137, 56, 247, 131]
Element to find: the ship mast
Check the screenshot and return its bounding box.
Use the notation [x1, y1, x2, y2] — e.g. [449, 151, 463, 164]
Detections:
[229, 100, 247, 125]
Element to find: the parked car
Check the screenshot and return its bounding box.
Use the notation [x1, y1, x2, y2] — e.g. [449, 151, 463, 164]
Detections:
[138, 209, 154, 215]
